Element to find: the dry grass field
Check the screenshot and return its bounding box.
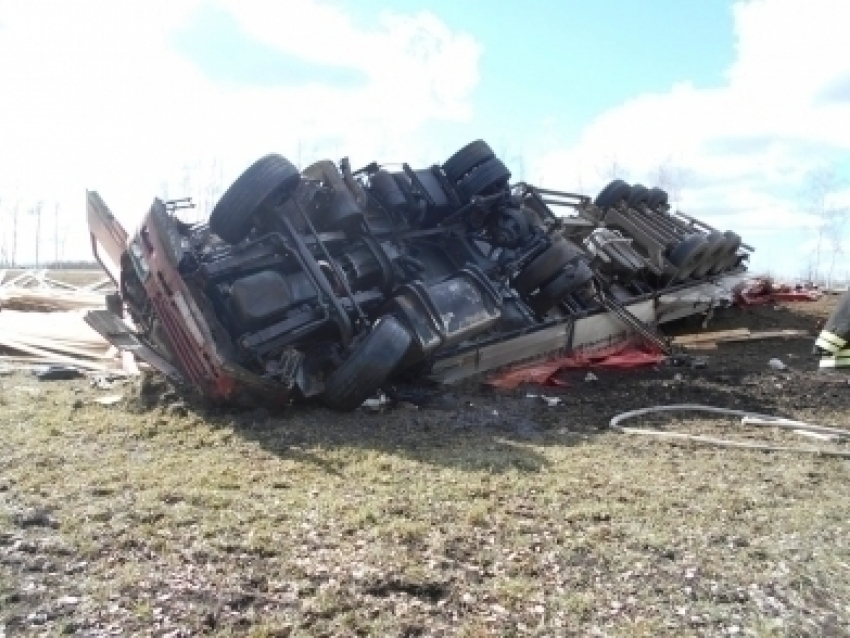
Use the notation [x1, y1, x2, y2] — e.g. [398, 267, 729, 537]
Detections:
[2, 298, 849, 636]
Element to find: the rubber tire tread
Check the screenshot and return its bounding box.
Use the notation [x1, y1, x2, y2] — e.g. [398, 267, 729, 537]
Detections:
[456, 157, 512, 202]
[323, 315, 412, 412]
[693, 231, 727, 278]
[715, 231, 742, 272]
[442, 140, 495, 183]
[707, 231, 741, 275]
[528, 262, 593, 315]
[595, 180, 632, 209]
[512, 238, 579, 296]
[210, 154, 300, 244]
[667, 234, 708, 280]
[646, 187, 669, 210]
[628, 184, 650, 207]
[594, 179, 628, 207]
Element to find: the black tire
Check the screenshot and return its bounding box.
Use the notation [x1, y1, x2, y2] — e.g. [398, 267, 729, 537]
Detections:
[210, 154, 300, 244]
[712, 231, 742, 274]
[647, 187, 669, 210]
[442, 140, 495, 183]
[628, 184, 650, 207]
[370, 170, 408, 211]
[667, 234, 708, 280]
[594, 180, 631, 209]
[323, 315, 412, 412]
[456, 157, 512, 202]
[512, 238, 581, 295]
[528, 261, 594, 315]
[692, 231, 727, 278]
[595, 179, 626, 202]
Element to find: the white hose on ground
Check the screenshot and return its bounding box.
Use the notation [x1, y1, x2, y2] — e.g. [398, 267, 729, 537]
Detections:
[609, 404, 850, 458]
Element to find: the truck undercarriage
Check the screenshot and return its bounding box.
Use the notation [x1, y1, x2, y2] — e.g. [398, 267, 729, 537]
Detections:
[86, 141, 751, 410]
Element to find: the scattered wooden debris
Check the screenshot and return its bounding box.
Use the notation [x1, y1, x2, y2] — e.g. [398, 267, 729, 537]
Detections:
[0, 309, 135, 374]
[674, 328, 810, 349]
[0, 270, 112, 312]
[673, 328, 750, 346]
[722, 329, 811, 342]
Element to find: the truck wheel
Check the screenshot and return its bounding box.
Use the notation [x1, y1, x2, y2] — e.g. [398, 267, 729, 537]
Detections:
[628, 184, 650, 207]
[594, 180, 632, 210]
[646, 187, 669, 210]
[512, 238, 580, 295]
[667, 234, 708, 280]
[442, 140, 495, 183]
[692, 231, 727, 278]
[594, 179, 625, 206]
[323, 315, 412, 412]
[456, 157, 512, 203]
[210, 154, 300, 244]
[528, 261, 594, 315]
[710, 231, 742, 274]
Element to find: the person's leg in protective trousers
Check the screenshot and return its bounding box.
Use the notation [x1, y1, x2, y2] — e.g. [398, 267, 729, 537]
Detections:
[816, 289, 850, 369]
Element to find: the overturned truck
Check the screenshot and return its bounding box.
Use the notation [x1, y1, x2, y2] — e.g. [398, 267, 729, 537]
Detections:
[86, 141, 751, 410]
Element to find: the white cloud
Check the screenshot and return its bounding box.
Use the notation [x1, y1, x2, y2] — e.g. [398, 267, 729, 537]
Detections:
[533, 0, 850, 275]
[0, 0, 481, 264]
[1, 0, 847, 279]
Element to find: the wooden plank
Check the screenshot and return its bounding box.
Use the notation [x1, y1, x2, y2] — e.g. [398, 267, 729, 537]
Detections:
[0, 355, 71, 365]
[83, 278, 112, 292]
[0, 271, 32, 288]
[673, 328, 750, 345]
[681, 343, 718, 351]
[675, 328, 811, 349]
[0, 310, 109, 345]
[721, 329, 810, 342]
[2, 333, 114, 360]
[0, 336, 108, 371]
[42, 277, 82, 291]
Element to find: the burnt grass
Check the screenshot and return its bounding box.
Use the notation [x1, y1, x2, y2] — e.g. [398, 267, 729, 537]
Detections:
[2, 298, 850, 636]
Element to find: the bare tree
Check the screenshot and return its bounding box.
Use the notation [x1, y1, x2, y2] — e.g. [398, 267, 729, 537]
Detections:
[30, 201, 43, 268]
[58, 223, 71, 265]
[206, 158, 224, 219]
[798, 254, 817, 285]
[826, 211, 848, 287]
[803, 167, 847, 284]
[181, 163, 194, 222]
[651, 158, 686, 209]
[0, 198, 5, 266]
[53, 202, 60, 268]
[598, 156, 628, 182]
[10, 200, 19, 267]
